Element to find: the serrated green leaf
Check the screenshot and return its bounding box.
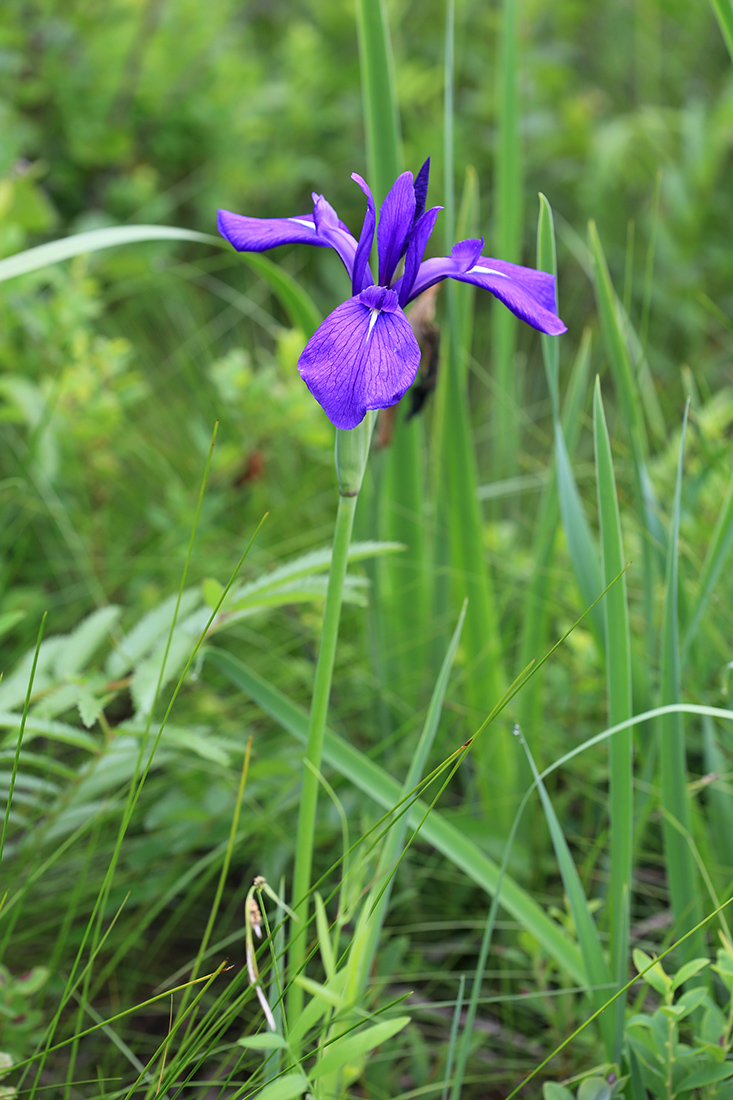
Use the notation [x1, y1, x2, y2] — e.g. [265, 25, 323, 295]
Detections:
[55, 606, 121, 679]
[310, 1016, 410, 1081]
[106, 589, 202, 679]
[131, 627, 198, 716]
[76, 684, 106, 729]
[0, 713, 98, 753]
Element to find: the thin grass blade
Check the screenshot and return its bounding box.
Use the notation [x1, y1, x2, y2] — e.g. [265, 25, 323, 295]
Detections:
[491, 0, 522, 478]
[519, 731, 615, 1059]
[593, 377, 633, 1060]
[658, 403, 704, 957]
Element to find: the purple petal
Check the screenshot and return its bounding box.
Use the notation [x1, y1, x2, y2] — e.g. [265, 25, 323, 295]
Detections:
[351, 173, 376, 294]
[413, 158, 431, 224]
[217, 196, 360, 281]
[406, 249, 567, 336]
[217, 209, 331, 252]
[399, 205, 442, 306]
[377, 171, 416, 286]
[450, 237, 484, 271]
[298, 286, 421, 430]
[311, 194, 359, 276]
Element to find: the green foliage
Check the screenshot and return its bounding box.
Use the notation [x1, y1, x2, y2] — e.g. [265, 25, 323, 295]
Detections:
[2, 1, 733, 1097]
[626, 943, 733, 1098]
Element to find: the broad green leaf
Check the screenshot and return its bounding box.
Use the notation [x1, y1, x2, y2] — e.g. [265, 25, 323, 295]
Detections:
[543, 1085, 574, 1100]
[250, 1073, 310, 1100]
[674, 985, 709, 1018]
[577, 1077, 611, 1100]
[633, 948, 671, 996]
[678, 1063, 733, 1092]
[310, 1016, 410, 1080]
[671, 957, 710, 990]
[293, 975, 346, 1009]
[237, 1033, 288, 1051]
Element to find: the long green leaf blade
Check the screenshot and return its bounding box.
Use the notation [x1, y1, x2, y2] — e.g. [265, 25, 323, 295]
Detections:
[659, 404, 704, 957]
[593, 377, 632, 1060]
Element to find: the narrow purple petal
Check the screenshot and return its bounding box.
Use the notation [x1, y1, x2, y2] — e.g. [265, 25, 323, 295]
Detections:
[312, 194, 359, 277]
[217, 197, 360, 281]
[450, 237, 484, 271]
[413, 158, 431, 223]
[351, 173, 376, 294]
[377, 171, 416, 286]
[406, 252, 567, 335]
[217, 209, 331, 252]
[398, 205, 442, 306]
[298, 288, 421, 430]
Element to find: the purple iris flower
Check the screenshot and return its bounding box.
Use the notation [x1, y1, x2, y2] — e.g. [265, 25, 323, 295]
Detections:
[217, 160, 566, 431]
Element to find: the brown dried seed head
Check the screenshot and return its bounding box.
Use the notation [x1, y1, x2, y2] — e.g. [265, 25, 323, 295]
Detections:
[248, 898, 263, 938]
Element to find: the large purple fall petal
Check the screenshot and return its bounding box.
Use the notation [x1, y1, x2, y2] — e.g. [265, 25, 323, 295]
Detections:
[405, 244, 567, 335]
[297, 285, 421, 430]
[377, 171, 416, 286]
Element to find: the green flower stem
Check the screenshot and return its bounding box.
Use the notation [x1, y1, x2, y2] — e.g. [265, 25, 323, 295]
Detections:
[287, 417, 372, 1031]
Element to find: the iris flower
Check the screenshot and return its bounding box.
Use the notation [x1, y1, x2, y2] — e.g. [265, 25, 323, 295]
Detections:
[218, 160, 566, 430]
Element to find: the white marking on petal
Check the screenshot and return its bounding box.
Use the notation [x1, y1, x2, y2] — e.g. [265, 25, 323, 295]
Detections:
[288, 218, 316, 230]
[366, 309, 380, 341]
[469, 265, 509, 278]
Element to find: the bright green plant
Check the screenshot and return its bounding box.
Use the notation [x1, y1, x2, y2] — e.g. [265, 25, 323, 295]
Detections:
[625, 940, 733, 1098]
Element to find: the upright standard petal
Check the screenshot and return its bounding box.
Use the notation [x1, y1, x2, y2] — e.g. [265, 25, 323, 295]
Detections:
[413, 158, 431, 225]
[377, 171, 416, 286]
[297, 285, 421, 430]
[406, 244, 567, 335]
[398, 205, 442, 306]
[350, 173, 376, 294]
